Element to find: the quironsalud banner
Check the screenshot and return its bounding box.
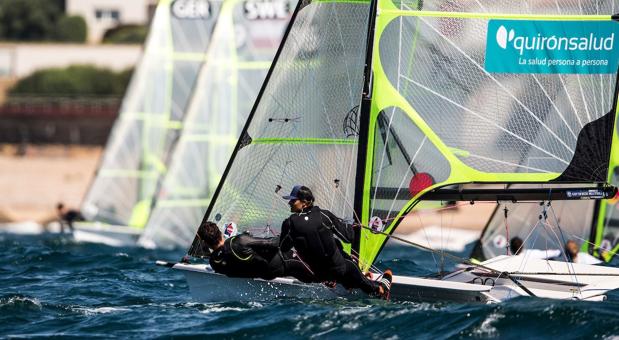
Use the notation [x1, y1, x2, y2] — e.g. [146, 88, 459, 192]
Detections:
[485, 20, 619, 74]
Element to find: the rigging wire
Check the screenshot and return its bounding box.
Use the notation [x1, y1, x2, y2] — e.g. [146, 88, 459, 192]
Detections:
[357, 225, 537, 296]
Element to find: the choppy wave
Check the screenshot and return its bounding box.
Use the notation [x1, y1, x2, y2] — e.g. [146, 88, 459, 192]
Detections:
[1, 234, 619, 338]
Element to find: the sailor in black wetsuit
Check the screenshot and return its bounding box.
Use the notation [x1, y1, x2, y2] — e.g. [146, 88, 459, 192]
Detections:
[198, 221, 315, 282]
[279, 185, 392, 298]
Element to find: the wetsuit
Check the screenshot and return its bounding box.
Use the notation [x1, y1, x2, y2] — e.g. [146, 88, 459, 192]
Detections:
[209, 233, 315, 282]
[279, 205, 380, 295]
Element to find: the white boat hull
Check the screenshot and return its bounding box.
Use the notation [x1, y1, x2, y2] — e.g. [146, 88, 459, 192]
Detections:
[167, 263, 494, 303]
[72, 222, 141, 247]
[164, 255, 619, 303]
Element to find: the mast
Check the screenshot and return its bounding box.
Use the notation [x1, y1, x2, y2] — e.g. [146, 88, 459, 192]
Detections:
[352, 0, 379, 255]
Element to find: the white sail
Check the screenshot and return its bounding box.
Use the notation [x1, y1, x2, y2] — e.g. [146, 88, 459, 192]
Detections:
[140, 0, 295, 249]
[81, 0, 220, 228]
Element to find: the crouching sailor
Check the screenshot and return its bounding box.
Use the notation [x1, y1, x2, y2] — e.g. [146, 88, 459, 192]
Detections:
[198, 221, 315, 282]
[279, 185, 393, 299]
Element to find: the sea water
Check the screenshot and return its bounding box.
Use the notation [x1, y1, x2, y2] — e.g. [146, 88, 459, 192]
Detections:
[1, 233, 619, 339]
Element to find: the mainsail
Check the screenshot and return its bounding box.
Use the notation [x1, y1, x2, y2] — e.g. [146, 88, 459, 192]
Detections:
[188, 0, 372, 255]
[357, 0, 619, 270]
[139, 0, 295, 249]
[188, 0, 619, 275]
[81, 0, 219, 228]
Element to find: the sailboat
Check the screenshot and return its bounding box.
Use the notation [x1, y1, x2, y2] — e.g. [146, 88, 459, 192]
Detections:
[139, 0, 295, 249]
[159, 0, 619, 302]
[75, 0, 221, 246]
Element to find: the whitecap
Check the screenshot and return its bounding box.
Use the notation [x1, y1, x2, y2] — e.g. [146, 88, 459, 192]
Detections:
[72, 306, 131, 316]
[0, 296, 42, 309]
[199, 306, 248, 314]
[472, 312, 504, 337]
[248, 301, 263, 308]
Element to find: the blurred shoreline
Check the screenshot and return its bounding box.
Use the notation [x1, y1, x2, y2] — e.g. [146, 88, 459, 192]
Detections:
[0, 143, 100, 223]
[0, 143, 493, 239]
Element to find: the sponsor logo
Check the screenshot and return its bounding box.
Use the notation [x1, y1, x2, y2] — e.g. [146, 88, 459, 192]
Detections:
[172, 0, 211, 19]
[566, 189, 606, 199]
[243, 0, 290, 20]
[485, 20, 619, 74]
[495, 24, 614, 56]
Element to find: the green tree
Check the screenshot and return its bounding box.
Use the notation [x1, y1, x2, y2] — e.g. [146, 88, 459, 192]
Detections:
[0, 0, 66, 41]
[9, 65, 133, 97]
[54, 15, 87, 42]
[102, 25, 148, 44]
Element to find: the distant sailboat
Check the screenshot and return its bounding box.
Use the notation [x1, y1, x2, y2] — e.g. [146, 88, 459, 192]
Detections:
[139, 0, 295, 249]
[77, 0, 220, 246]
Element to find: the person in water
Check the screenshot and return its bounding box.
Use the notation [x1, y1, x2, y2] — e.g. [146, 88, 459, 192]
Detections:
[509, 236, 561, 260]
[198, 221, 315, 282]
[564, 240, 602, 265]
[279, 185, 392, 299]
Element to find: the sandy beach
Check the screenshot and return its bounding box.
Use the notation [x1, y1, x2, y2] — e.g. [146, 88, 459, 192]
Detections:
[0, 143, 494, 235]
[0, 144, 101, 223]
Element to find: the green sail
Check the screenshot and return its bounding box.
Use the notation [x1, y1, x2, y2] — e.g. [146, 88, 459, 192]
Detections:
[357, 1, 619, 270]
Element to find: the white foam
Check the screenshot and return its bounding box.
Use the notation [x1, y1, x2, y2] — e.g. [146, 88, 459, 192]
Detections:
[199, 306, 248, 314]
[72, 306, 131, 316]
[473, 312, 504, 337]
[0, 296, 42, 309]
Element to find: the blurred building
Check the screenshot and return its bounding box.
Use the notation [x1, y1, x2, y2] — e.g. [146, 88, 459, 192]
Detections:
[67, 0, 157, 43]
